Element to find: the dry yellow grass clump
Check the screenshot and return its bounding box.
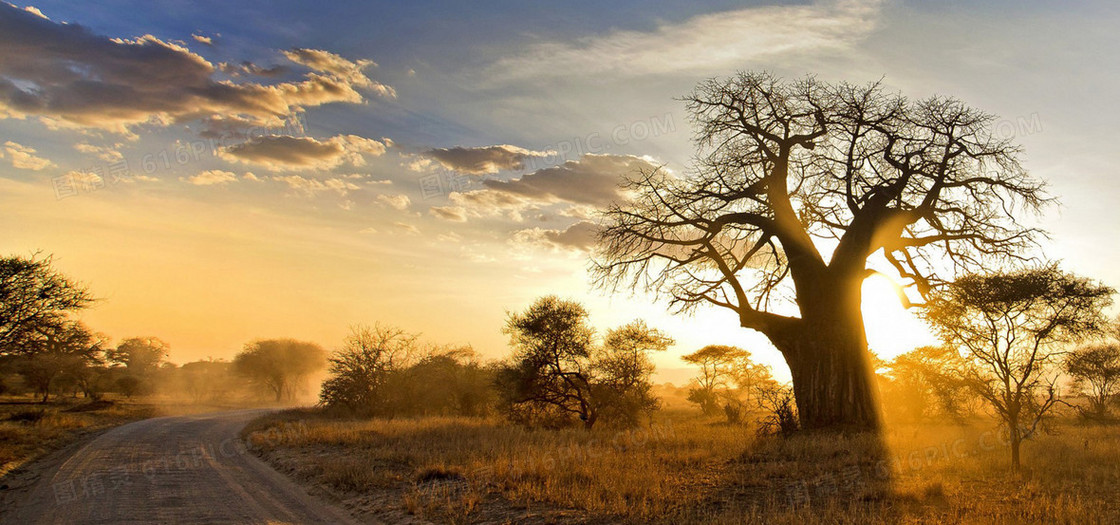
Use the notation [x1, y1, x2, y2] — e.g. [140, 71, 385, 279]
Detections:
[244, 409, 1120, 524]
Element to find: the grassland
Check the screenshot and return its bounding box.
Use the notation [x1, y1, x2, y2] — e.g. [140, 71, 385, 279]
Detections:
[244, 408, 1120, 524]
[0, 395, 164, 480]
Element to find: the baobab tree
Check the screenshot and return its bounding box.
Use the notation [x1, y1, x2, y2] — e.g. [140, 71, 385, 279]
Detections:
[594, 72, 1049, 430]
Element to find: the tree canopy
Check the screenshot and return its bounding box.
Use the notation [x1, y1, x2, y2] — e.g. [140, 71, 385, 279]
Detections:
[0, 254, 94, 354]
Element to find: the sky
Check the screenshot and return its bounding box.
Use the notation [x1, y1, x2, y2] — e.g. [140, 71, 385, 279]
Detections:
[1, 0, 1118, 383]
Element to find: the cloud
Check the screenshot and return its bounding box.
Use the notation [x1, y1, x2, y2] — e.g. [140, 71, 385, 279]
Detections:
[184, 169, 238, 186]
[63, 169, 104, 188]
[429, 206, 468, 222]
[487, 0, 883, 81]
[475, 153, 654, 207]
[219, 134, 387, 171]
[0, 5, 391, 133]
[282, 48, 395, 97]
[419, 144, 552, 174]
[376, 193, 411, 211]
[512, 220, 600, 252]
[191, 34, 213, 45]
[271, 174, 360, 196]
[217, 61, 289, 78]
[3, 141, 55, 170]
[74, 142, 124, 163]
[392, 222, 420, 235]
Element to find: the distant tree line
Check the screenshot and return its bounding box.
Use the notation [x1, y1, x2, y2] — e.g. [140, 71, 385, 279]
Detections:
[0, 253, 329, 403]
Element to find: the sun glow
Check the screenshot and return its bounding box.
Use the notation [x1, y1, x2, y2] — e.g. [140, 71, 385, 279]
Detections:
[860, 274, 938, 361]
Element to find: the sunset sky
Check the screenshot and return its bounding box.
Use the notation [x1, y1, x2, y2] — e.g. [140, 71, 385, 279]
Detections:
[2, 0, 1117, 382]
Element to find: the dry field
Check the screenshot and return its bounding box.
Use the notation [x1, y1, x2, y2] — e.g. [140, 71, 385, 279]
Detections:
[244, 409, 1120, 524]
[0, 395, 161, 479]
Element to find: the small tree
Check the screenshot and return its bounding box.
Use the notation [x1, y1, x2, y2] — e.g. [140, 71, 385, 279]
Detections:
[394, 346, 496, 417]
[923, 266, 1113, 470]
[179, 359, 237, 403]
[882, 345, 978, 421]
[724, 352, 778, 424]
[592, 320, 673, 427]
[234, 339, 327, 402]
[319, 325, 417, 415]
[1, 254, 94, 354]
[497, 296, 597, 428]
[107, 337, 169, 375]
[1064, 344, 1120, 418]
[681, 345, 748, 415]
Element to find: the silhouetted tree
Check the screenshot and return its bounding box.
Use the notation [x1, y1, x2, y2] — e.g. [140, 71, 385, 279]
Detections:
[681, 345, 748, 415]
[923, 265, 1113, 470]
[497, 298, 673, 429]
[16, 320, 105, 402]
[1064, 344, 1120, 418]
[591, 320, 673, 426]
[497, 297, 597, 428]
[0, 254, 93, 355]
[395, 346, 496, 417]
[595, 72, 1049, 430]
[319, 324, 417, 415]
[178, 358, 237, 403]
[107, 337, 169, 376]
[234, 338, 327, 401]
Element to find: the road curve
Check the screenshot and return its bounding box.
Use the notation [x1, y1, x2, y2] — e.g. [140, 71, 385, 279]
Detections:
[1, 409, 358, 525]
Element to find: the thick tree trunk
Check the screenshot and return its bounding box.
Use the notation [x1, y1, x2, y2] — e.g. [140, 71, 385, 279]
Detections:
[772, 277, 882, 431]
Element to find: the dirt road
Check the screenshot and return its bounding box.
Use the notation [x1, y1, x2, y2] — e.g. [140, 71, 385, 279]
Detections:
[1, 410, 358, 524]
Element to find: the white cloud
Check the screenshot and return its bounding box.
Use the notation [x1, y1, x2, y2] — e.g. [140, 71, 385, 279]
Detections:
[416, 144, 553, 174]
[282, 48, 395, 98]
[184, 169, 238, 186]
[74, 142, 124, 163]
[392, 222, 420, 235]
[3, 141, 55, 170]
[487, 0, 883, 81]
[271, 174, 360, 196]
[377, 193, 411, 211]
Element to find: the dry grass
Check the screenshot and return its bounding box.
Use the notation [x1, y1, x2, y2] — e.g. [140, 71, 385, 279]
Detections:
[245, 409, 1120, 524]
[0, 395, 161, 477]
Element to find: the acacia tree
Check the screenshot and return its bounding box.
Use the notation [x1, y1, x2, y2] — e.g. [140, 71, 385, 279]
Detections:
[497, 297, 670, 429]
[0, 254, 93, 354]
[681, 345, 748, 415]
[497, 296, 597, 428]
[107, 337, 169, 374]
[17, 320, 105, 402]
[234, 339, 327, 402]
[592, 320, 673, 426]
[922, 266, 1113, 470]
[1064, 343, 1120, 418]
[595, 72, 1048, 430]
